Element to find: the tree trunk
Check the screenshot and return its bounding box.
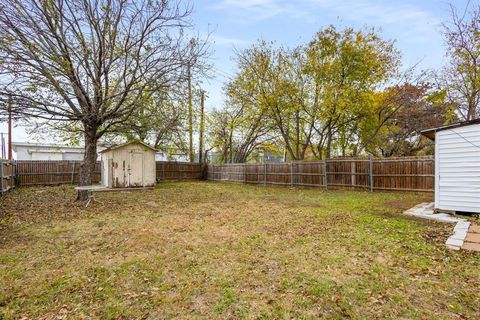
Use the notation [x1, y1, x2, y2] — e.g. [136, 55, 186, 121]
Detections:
[295, 109, 300, 160]
[326, 128, 333, 159]
[77, 125, 98, 201]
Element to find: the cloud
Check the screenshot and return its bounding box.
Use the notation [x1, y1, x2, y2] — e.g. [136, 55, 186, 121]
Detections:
[209, 34, 251, 47]
[307, 0, 441, 40]
[212, 0, 442, 40]
[213, 0, 309, 22]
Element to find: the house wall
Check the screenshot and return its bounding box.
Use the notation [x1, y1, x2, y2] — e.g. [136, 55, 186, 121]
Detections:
[63, 152, 85, 161]
[13, 145, 86, 161]
[31, 151, 63, 161]
[435, 123, 480, 213]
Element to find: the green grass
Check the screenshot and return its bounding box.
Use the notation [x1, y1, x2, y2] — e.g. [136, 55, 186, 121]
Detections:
[0, 182, 479, 319]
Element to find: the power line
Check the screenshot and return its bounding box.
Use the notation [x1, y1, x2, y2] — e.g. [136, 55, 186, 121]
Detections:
[211, 67, 235, 79]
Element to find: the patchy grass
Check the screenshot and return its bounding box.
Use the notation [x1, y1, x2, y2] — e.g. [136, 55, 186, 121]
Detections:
[0, 182, 478, 319]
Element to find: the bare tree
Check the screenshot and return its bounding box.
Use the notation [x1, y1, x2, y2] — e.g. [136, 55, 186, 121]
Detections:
[439, 3, 480, 120]
[0, 0, 207, 199]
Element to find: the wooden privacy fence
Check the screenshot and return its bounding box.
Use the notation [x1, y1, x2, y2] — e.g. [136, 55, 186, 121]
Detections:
[0, 160, 16, 195]
[156, 161, 203, 180]
[16, 161, 102, 186]
[15, 160, 203, 186]
[207, 156, 434, 192]
[8, 157, 434, 191]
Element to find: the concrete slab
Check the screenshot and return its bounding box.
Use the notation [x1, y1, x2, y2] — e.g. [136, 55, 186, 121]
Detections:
[454, 221, 471, 231]
[446, 238, 464, 247]
[446, 244, 461, 251]
[450, 231, 468, 241]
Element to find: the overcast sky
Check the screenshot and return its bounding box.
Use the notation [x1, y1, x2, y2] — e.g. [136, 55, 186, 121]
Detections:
[0, 0, 471, 144]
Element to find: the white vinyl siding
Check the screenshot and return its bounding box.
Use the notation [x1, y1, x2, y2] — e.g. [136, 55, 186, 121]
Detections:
[435, 123, 480, 213]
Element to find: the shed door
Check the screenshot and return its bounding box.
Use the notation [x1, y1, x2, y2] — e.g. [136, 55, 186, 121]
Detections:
[127, 152, 144, 187]
[107, 159, 113, 188]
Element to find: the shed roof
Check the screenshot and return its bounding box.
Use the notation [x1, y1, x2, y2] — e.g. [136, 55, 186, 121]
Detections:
[99, 141, 157, 154]
[420, 118, 480, 141]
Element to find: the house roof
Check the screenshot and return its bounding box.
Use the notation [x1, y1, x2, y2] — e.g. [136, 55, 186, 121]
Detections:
[11, 142, 85, 150]
[420, 118, 480, 141]
[99, 141, 157, 153]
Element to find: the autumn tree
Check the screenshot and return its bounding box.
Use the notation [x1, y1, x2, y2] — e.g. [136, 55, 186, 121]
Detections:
[439, 3, 480, 120]
[227, 42, 320, 161]
[208, 98, 274, 163]
[223, 27, 400, 162]
[0, 0, 207, 199]
[362, 83, 455, 156]
[121, 86, 190, 157]
[305, 26, 400, 158]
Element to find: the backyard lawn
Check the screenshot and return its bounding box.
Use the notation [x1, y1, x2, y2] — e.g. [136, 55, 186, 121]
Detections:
[1, 182, 479, 319]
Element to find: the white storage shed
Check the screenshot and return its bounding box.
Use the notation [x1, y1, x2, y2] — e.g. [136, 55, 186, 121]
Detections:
[99, 141, 156, 188]
[422, 119, 480, 214]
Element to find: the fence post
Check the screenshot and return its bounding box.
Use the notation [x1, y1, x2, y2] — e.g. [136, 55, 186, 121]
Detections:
[71, 162, 76, 184]
[369, 154, 374, 192]
[10, 160, 16, 190]
[0, 160, 4, 195]
[323, 160, 328, 190]
[290, 161, 294, 188]
[243, 164, 247, 184]
[264, 163, 267, 185]
[351, 161, 356, 187]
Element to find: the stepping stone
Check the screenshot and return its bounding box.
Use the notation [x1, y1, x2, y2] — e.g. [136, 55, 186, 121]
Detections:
[403, 203, 476, 251]
[450, 230, 468, 241]
[454, 221, 471, 232]
[462, 242, 480, 252]
[465, 232, 480, 243]
[469, 224, 480, 234]
[446, 238, 463, 247]
[446, 244, 461, 251]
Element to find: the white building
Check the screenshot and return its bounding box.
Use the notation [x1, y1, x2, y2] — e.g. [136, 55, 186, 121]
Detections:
[11, 142, 88, 161]
[422, 119, 480, 214]
[99, 141, 156, 188]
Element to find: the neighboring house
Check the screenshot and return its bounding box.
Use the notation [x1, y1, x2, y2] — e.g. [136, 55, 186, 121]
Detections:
[421, 119, 480, 214]
[99, 141, 156, 188]
[12, 141, 189, 162]
[12, 142, 90, 161]
[155, 152, 189, 162]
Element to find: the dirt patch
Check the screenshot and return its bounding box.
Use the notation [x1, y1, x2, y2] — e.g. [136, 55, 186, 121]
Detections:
[420, 224, 453, 244]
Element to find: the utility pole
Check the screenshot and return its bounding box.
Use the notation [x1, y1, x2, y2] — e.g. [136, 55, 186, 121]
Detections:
[199, 90, 205, 164]
[187, 63, 194, 162]
[7, 95, 12, 160]
[1, 133, 5, 159]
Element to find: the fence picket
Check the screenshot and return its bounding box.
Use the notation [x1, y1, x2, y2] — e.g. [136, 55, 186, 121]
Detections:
[14, 160, 202, 186]
[207, 156, 434, 192]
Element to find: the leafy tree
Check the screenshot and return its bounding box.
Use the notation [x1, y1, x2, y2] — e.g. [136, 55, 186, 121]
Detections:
[227, 41, 319, 161]
[0, 0, 207, 199]
[305, 26, 401, 158]
[208, 98, 273, 163]
[222, 27, 401, 162]
[122, 87, 189, 156]
[363, 83, 455, 156]
[438, 3, 480, 120]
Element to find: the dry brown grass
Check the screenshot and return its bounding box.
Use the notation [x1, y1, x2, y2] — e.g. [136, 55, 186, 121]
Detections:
[0, 182, 479, 319]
